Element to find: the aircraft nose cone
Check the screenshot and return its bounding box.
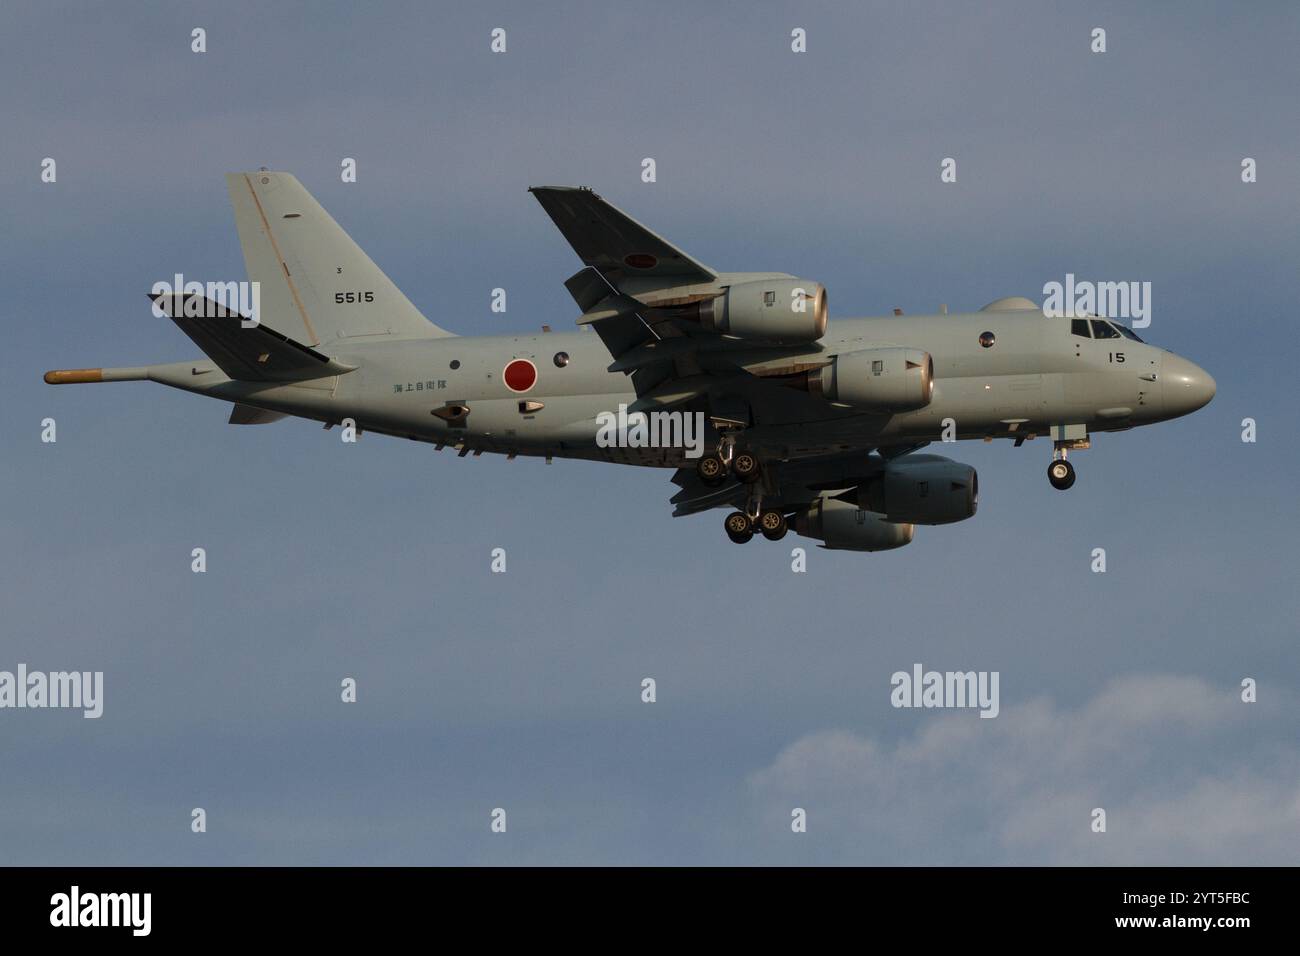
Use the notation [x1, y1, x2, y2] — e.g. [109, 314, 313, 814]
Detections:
[1163, 354, 1216, 416]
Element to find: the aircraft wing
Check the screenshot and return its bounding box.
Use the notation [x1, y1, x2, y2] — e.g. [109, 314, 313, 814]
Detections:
[530, 187, 722, 389]
[529, 187, 716, 285]
[530, 187, 821, 425]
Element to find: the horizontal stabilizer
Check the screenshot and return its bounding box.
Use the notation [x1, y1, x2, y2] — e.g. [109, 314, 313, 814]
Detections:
[151, 292, 351, 382]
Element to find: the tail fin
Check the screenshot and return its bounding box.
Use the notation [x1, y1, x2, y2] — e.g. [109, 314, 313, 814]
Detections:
[225, 171, 452, 346]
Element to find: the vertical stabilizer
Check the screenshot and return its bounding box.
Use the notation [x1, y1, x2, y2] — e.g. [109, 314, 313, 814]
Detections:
[225, 171, 452, 346]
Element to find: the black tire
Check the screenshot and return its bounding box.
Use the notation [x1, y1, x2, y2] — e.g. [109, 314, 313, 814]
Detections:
[696, 454, 727, 487]
[1047, 458, 1076, 490]
[732, 452, 761, 484]
[758, 509, 788, 541]
[724, 511, 754, 543]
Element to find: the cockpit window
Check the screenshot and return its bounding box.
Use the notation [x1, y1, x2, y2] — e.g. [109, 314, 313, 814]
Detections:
[1071, 319, 1091, 338]
[1090, 319, 1120, 339]
[1110, 322, 1145, 343]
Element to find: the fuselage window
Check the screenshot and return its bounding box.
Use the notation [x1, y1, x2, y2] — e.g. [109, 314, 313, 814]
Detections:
[1090, 319, 1120, 339]
[1071, 319, 1091, 338]
[450, 360, 461, 370]
[1111, 323, 1144, 343]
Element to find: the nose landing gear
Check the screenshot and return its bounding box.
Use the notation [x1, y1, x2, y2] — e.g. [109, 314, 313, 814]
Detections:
[1047, 441, 1082, 490]
[1046, 428, 1088, 490]
[1047, 456, 1076, 490]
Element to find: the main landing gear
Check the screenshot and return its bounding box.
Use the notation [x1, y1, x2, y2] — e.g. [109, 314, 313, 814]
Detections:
[695, 435, 762, 487]
[724, 511, 754, 543]
[756, 508, 788, 540]
[727, 466, 786, 544]
[731, 451, 762, 484]
[724, 508, 788, 544]
[696, 454, 727, 486]
[698, 433, 785, 543]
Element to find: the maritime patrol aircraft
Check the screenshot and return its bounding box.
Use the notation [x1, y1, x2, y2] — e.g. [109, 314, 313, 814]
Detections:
[45, 172, 1215, 550]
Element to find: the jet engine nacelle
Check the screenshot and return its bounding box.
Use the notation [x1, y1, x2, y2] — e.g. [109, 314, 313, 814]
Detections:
[856, 454, 978, 525]
[699, 278, 827, 343]
[794, 496, 914, 552]
[813, 347, 934, 411]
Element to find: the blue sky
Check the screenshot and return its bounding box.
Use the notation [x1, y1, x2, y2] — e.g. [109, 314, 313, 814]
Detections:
[1, 1, 1297, 864]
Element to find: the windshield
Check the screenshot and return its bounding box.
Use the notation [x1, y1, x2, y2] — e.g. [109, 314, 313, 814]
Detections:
[1110, 322, 1145, 343]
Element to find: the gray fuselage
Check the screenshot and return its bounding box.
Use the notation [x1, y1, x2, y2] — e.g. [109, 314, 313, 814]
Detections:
[144, 309, 1215, 466]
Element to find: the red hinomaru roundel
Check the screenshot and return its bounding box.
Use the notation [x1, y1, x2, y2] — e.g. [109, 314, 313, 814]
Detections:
[503, 358, 538, 393]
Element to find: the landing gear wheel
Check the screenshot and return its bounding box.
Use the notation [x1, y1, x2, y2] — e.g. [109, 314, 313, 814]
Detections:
[731, 452, 761, 484]
[758, 509, 788, 541]
[1047, 458, 1076, 490]
[696, 454, 728, 487]
[724, 511, 754, 543]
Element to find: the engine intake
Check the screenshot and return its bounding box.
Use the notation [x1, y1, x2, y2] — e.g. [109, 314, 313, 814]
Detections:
[699, 278, 827, 343]
[795, 496, 914, 552]
[856, 454, 978, 525]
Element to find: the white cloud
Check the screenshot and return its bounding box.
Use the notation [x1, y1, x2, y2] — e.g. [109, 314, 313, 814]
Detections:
[747, 675, 1299, 864]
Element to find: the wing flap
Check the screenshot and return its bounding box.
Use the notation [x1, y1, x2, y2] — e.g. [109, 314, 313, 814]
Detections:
[562, 267, 613, 314]
[229, 403, 288, 425]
